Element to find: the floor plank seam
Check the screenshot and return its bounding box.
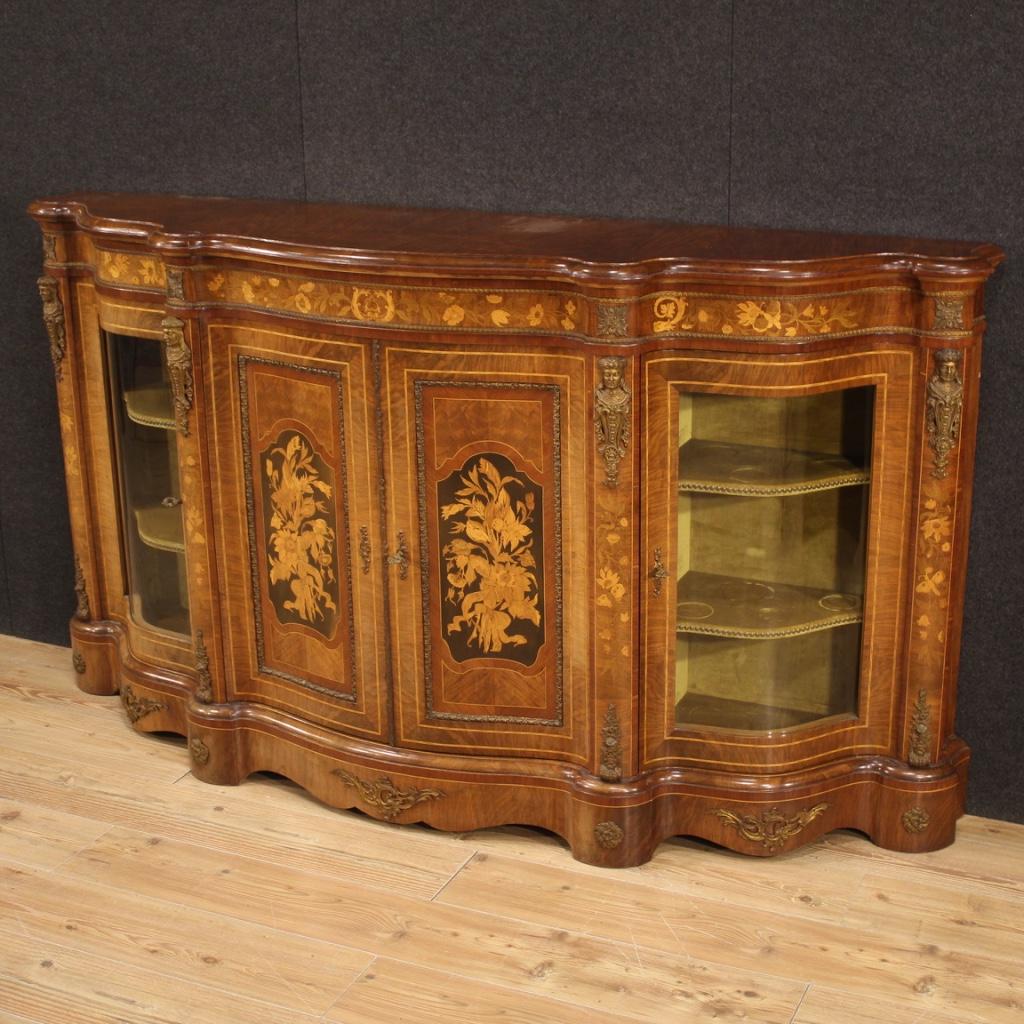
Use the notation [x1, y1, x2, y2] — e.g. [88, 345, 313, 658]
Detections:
[45, 823, 120, 877]
[786, 982, 811, 1023]
[49, 812, 462, 901]
[319, 955, 378, 1021]
[429, 849, 478, 902]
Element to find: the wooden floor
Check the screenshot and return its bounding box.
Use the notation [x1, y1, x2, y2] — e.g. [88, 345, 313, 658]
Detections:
[0, 635, 1022, 1023]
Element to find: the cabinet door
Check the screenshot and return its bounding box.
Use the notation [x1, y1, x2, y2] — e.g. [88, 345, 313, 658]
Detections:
[206, 320, 386, 740]
[382, 344, 589, 762]
[642, 347, 914, 770]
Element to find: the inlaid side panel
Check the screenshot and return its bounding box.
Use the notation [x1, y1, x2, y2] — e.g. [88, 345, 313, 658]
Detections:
[239, 357, 356, 699]
[207, 323, 385, 740]
[904, 343, 975, 766]
[384, 345, 589, 761]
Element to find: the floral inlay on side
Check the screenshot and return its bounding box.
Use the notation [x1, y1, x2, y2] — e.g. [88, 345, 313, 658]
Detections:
[652, 293, 859, 338]
[98, 250, 166, 287]
[440, 454, 543, 661]
[914, 497, 953, 645]
[264, 431, 339, 633]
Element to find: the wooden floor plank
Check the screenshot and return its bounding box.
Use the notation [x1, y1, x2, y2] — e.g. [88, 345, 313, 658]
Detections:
[3, 633, 1023, 1024]
[0, 636, 78, 673]
[0, 929, 322, 1024]
[841, 866, 1024, 965]
[59, 828, 806, 1023]
[0, 698, 187, 783]
[0, 863, 371, 1016]
[793, 984, 986, 1024]
[448, 825, 873, 926]
[0, 799, 110, 871]
[0, 751, 467, 900]
[325, 958, 642, 1024]
[817, 828, 1024, 895]
[435, 851, 1024, 1022]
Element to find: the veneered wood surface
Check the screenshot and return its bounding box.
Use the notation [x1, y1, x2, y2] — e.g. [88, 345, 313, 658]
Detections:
[29, 192, 1003, 277]
[382, 342, 591, 760]
[204, 319, 388, 740]
[2, 634, 1023, 1023]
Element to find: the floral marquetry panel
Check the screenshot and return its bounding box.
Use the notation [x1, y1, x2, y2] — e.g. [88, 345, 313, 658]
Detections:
[261, 430, 340, 637]
[240, 357, 354, 698]
[418, 380, 562, 725]
[384, 345, 589, 761]
[204, 323, 387, 740]
[438, 453, 545, 666]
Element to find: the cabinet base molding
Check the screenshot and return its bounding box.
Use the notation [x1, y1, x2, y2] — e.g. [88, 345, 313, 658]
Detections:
[72, 618, 968, 866]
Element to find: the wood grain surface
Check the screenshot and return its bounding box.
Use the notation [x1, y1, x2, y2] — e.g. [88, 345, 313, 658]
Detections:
[1, 634, 1022, 1023]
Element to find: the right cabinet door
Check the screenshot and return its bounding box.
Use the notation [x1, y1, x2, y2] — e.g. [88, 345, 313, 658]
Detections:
[642, 347, 914, 771]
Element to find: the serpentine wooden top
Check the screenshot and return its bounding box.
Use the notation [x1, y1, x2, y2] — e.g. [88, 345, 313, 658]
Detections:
[30, 193, 1003, 284]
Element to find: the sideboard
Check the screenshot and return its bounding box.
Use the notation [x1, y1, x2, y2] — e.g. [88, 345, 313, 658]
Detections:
[30, 193, 1003, 864]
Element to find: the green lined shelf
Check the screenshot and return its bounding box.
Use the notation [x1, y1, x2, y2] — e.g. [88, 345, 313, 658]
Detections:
[678, 438, 869, 497]
[133, 505, 185, 554]
[124, 387, 175, 430]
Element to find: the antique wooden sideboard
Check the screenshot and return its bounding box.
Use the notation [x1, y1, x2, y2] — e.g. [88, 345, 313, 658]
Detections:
[30, 193, 1003, 864]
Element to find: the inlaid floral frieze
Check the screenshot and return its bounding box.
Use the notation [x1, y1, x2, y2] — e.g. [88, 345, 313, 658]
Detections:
[96, 250, 166, 288]
[196, 269, 932, 342]
[263, 430, 339, 634]
[652, 293, 859, 338]
[204, 271, 578, 334]
[439, 454, 543, 663]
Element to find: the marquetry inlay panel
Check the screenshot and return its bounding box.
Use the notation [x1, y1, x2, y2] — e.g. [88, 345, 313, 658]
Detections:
[190, 268, 969, 344]
[238, 355, 357, 701]
[416, 379, 564, 726]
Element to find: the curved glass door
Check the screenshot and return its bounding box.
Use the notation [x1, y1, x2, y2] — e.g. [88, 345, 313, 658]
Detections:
[107, 331, 190, 635]
[674, 387, 873, 731]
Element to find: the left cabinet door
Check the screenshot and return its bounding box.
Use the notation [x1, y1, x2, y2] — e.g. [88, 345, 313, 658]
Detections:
[206, 320, 387, 740]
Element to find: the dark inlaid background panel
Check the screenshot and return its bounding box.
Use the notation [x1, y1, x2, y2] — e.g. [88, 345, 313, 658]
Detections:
[240, 359, 355, 698]
[2, 0, 1020, 818]
[419, 382, 562, 724]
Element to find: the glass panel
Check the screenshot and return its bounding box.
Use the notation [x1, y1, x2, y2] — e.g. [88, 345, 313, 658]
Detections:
[107, 331, 190, 634]
[674, 387, 873, 732]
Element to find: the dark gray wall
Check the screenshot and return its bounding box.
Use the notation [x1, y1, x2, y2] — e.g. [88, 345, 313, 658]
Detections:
[1, 0, 1020, 822]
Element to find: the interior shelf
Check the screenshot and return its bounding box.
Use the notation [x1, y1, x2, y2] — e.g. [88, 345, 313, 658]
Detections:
[124, 387, 175, 430]
[675, 692, 826, 731]
[676, 570, 862, 640]
[133, 505, 185, 554]
[677, 438, 869, 497]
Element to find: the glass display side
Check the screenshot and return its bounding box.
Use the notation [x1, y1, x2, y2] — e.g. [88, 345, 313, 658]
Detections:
[674, 387, 874, 733]
[107, 331, 190, 635]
